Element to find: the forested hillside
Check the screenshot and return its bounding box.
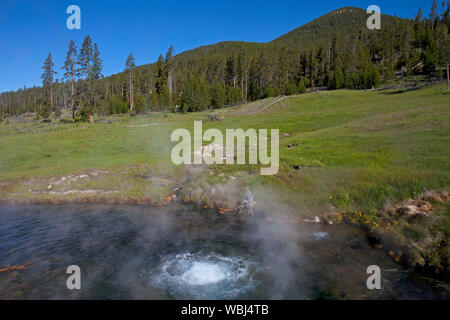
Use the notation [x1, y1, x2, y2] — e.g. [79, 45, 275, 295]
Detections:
[0, 4, 448, 121]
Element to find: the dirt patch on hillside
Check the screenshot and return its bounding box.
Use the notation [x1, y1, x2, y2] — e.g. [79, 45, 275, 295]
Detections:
[0, 165, 184, 207]
[368, 189, 450, 276]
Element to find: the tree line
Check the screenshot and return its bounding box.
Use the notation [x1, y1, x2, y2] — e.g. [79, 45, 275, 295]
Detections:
[0, 2, 448, 121]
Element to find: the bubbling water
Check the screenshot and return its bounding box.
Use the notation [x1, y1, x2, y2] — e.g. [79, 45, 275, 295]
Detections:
[181, 262, 227, 285]
[144, 252, 260, 299]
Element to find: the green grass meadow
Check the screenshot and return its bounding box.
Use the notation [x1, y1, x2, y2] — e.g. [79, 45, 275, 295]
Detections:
[1, 84, 449, 212]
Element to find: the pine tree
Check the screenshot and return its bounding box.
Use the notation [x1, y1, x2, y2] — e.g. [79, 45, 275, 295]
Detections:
[298, 78, 306, 93]
[62, 40, 78, 122]
[415, 8, 423, 21]
[165, 45, 175, 104]
[78, 36, 93, 79]
[181, 75, 210, 112]
[41, 53, 56, 117]
[77, 36, 95, 122]
[309, 51, 319, 88]
[442, 2, 450, 31]
[125, 53, 136, 111]
[237, 47, 249, 100]
[92, 43, 103, 80]
[430, 0, 439, 22]
[211, 82, 226, 107]
[155, 54, 169, 109]
[225, 55, 237, 88]
[90, 43, 103, 119]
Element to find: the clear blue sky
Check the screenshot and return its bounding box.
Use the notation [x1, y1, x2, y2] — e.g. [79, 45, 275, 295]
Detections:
[0, 0, 436, 93]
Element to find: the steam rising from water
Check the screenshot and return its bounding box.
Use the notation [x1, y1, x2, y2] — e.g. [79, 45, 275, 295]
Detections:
[1, 203, 448, 299]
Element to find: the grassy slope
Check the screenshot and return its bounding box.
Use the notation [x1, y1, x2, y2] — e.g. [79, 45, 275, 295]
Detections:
[193, 85, 450, 214]
[0, 85, 448, 209]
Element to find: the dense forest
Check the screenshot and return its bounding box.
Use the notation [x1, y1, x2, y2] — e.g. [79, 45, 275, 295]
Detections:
[0, 3, 449, 122]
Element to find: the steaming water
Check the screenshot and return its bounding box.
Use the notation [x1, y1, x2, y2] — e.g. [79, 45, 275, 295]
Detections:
[147, 252, 258, 299]
[0, 203, 449, 300]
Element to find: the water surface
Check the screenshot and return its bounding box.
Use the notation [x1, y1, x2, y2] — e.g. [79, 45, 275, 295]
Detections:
[0, 203, 448, 299]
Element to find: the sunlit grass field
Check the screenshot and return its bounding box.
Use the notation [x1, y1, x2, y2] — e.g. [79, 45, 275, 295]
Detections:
[0, 84, 449, 214]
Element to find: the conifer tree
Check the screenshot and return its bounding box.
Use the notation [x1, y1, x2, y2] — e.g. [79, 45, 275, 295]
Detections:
[90, 43, 103, 119]
[125, 53, 136, 111]
[77, 36, 95, 121]
[78, 36, 93, 79]
[41, 53, 56, 117]
[415, 8, 423, 21]
[155, 54, 169, 109]
[165, 45, 175, 103]
[92, 43, 103, 80]
[430, 0, 439, 22]
[62, 40, 78, 122]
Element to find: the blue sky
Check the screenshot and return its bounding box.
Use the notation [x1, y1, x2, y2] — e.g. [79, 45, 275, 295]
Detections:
[0, 0, 436, 92]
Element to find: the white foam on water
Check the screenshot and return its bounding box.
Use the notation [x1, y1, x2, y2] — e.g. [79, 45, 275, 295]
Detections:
[145, 252, 258, 299]
[181, 261, 228, 285]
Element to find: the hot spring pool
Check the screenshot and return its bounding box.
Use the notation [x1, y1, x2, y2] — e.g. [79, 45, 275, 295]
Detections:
[0, 203, 448, 299]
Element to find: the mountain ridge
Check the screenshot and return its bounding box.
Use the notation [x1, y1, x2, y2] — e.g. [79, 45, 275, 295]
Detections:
[2, 6, 407, 92]
[130, 6, 406, 75]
